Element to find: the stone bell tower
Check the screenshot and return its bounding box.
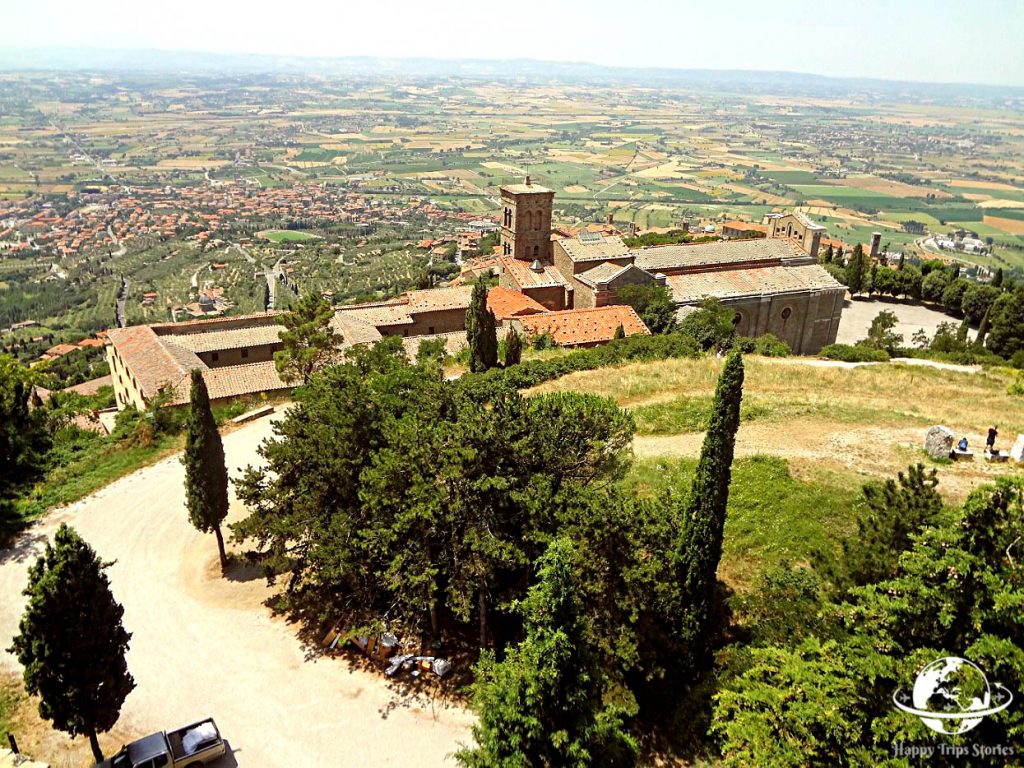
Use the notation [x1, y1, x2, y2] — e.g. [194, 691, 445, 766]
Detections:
[499, 176, 554, 263]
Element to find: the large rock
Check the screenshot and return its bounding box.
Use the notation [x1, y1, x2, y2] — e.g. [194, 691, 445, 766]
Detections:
[1011, 434, 1024, 463]
[924, 425, 955, 459]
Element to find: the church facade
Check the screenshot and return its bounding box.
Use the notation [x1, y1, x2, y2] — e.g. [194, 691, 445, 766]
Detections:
[498, 180, 845, 354]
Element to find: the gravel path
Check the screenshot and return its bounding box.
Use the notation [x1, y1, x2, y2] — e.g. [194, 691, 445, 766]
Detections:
[0, 413, 472, 768]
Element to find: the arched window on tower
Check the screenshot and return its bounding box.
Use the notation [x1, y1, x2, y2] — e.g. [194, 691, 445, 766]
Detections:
[533, 245, 540, 259]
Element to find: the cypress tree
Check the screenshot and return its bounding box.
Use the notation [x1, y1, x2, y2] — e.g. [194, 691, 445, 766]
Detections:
[675, 350, 744, 663]
[975, 305, 992, 349]
[503, 327, 523, 367]
[993, 267, 1004, 288]
[845, 244, 866, 295]
[466, 278, 498, 373]
[613, 323, 626, 340]
[456, 539, 638, 768]
[182, 369, 230, 570]
[9, 524, 135, 764]
[822, 243, 834, 264]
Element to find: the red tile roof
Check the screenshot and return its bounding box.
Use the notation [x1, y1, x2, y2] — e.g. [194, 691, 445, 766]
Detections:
[486, 286, 547, 321]
[516, 306, 650, 347]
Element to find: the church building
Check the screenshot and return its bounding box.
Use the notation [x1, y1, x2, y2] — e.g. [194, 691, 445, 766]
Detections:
[498, 179, 845, 354]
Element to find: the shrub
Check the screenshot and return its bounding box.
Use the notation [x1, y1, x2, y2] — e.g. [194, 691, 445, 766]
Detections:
[736, 334, 790, 357]
[1010, 371, 1024, 397]
[819, 344, 890, 363]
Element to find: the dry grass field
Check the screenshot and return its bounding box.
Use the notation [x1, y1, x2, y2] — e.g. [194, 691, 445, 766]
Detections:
[530, 355, 1024, 502]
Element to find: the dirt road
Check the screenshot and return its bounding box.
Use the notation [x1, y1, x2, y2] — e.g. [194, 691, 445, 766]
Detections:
[0, 413, 473, 768]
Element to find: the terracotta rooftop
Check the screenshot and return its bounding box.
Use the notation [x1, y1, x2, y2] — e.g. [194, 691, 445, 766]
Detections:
[499, 255, 569, 290]
[331, 313, 384, 346]
[182, 361, 290, 406]
[168, 325, 283, 353]
[487, 286, 547, 321]
[501, 182, 553, 195]
[722, 220, 769, 234]
[516, 306, 650, 347]
[401, 331, 469, 359]
[557, 233, 630, 263]
[665, 264, 845, 304]
[632, 238, 805, 272]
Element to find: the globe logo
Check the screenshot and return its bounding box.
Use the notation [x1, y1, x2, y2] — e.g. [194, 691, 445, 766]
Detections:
[893, 657, 1013, 735]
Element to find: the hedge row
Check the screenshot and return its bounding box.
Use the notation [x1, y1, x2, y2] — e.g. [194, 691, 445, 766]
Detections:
[456, 332, 702, 400]
[819, 343, 890, 363]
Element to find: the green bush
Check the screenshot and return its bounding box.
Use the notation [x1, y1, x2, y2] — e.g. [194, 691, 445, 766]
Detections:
[1010, 371, 1024, 397]
[457, 332, 701, 401]
[819, 344, 890, 363]
[737, 333, 791, 357]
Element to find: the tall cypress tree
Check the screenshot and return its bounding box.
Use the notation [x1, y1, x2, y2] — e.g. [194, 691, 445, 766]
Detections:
[674, 350, 744, 664]
[845, 244, 867, 295]
[503, 327, 523, 367]
[182, 369, 230, 570]
[9, 524, 135, 764]
[456, 538, 638, 768]
[466, 278, 498, 373]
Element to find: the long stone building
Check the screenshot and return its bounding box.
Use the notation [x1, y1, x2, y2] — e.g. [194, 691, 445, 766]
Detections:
[498, 180, 845, 354]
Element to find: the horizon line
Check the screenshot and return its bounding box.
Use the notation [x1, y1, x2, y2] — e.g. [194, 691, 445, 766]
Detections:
[3, 44, 1023, 92]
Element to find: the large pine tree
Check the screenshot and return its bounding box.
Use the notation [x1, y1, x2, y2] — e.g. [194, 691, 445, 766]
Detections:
[674, 350, 744, 664]
[456, 538, 638, 768]
[9, 524, 135, 764]
[182, 369, 230, 570]
[466, 278, 498, 373]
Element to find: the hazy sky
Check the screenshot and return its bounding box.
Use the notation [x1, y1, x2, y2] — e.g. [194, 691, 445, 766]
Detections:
[3, 0, 1023, 86]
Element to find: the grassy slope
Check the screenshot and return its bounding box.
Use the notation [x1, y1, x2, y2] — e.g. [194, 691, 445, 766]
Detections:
[531, 354, 1024, 590]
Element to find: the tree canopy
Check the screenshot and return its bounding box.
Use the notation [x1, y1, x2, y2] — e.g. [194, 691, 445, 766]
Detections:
[274, 291, 342, 384]
[182, 369, 230, 570]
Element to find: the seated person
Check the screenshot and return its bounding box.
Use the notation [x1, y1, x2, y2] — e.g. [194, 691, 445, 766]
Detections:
[958, 437, 969, 452]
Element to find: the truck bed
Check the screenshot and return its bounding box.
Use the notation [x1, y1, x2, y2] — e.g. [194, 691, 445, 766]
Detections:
[167, 717, 224, 763]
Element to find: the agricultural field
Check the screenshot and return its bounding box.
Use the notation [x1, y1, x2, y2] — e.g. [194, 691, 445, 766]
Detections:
[2, 69, 1024, 342]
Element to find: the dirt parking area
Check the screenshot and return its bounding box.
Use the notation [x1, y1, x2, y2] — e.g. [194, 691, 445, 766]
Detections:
[0, 412, 473, 768]
[835, 297, 971, 346]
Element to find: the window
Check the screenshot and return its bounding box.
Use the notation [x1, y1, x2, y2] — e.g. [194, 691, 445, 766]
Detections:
[211, 352, 219, 362]
[428, 326, 435, 334]
[733, 312, 743, 326]
[533, 245, 540, 259]
[781, 307, 793, 321]
[241, 348, 249, 359]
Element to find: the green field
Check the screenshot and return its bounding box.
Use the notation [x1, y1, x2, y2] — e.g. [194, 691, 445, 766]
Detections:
[258, 230, 321, 243]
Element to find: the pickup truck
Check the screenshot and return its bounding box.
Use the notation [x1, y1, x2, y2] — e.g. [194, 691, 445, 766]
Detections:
[99, 717, 226, 768]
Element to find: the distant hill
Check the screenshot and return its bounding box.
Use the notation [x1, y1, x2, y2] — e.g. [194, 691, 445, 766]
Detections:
[3, 46, 1023, 106]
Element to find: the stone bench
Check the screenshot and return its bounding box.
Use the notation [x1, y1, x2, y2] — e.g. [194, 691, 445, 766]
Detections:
[232, 404, 275, 424]
[951, 450, 974, 461]
[985, 451, 1010, 463]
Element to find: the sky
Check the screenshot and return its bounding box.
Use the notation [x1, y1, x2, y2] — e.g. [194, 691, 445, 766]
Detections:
[2, 0, 1023, 86]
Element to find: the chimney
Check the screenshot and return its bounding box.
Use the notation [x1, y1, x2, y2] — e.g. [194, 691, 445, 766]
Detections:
[654, 272, 667, 286]
[529, 259, 544, 272]
[870, 232, 881, 259]
[525, 175, 531, 187]
[607, 213, 614, 225]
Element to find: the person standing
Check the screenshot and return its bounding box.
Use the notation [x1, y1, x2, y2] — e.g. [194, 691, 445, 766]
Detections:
[986, 425, 999, 454]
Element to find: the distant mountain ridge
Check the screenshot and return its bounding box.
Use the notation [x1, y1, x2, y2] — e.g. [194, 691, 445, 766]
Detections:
[2, 46, 1022, 104]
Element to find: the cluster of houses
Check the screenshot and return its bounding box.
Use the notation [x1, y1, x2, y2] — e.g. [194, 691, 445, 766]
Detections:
[102, 182, 848, 414]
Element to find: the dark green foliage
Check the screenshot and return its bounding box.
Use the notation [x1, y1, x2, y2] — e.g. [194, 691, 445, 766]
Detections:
[466, 278, 498, 372]
[940, 277, 972, 315]
[821, 244, 834, 264]
[9, 525, 134, 763]
[455, 331, 700, 402]
[859, 310, 902, 354]
[993, 267, 1004, 288]
[674, 351, 744, 667]
[182, 370, 230, 569]
[921, 268, 950, 302]
[415, 337, 450, 368]
[274, 292, 341, 384]
[818, 343, 889, 363]
[986, 286, 1024, 358]
[844, 244, 868, 295]
[623, 229, 690, 248]
[503, 328, 523, 367]
[456, 539, 638, 768]
[834, 464, 943, 588]
[613, 323, 626, 340]
[677, 298, 736, 351]
[615, 283, 677, 334]
[714, 476, 1024, 767]
[233, 348, 634, 643]
[0, 355, 48, 498]
[960, 283, 1002, 325]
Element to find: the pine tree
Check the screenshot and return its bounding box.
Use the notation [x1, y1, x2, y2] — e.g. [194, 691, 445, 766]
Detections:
[182, 369, 230, 570]
[466, 278, 498, 373]
[845, 244, 867, 295]
[674, 350, 744, 664]
[456, 538, 638, 768]
[503, 327, 523, 367]
[273, 291, 341, 384]
[9, 525, 135, 764]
